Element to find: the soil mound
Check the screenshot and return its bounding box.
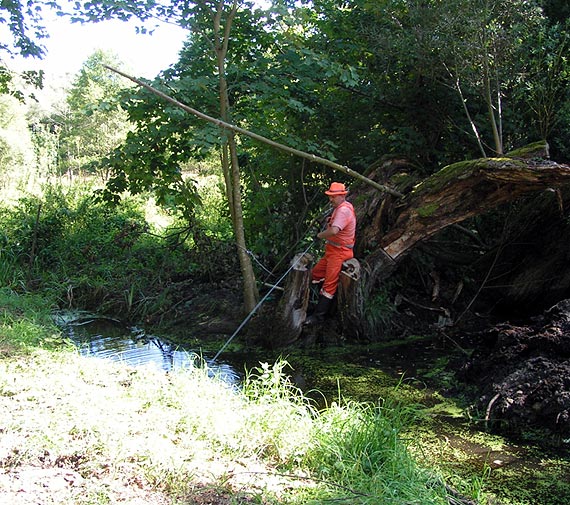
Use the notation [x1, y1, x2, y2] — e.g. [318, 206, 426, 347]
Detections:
[461, 299, 570, 438]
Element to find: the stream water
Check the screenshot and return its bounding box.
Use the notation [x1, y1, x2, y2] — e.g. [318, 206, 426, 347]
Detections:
[56, 311, 240, 384]
[56, 311, 570, 505]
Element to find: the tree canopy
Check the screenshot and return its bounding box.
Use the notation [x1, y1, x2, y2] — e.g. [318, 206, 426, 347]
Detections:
[57, 50, 131, 179]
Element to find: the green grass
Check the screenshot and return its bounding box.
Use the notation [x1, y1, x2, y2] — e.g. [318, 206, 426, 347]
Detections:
[0, 289, 457, 504]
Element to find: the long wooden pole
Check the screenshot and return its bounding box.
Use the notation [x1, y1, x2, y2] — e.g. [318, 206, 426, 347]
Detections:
[104, 65, 404, 198]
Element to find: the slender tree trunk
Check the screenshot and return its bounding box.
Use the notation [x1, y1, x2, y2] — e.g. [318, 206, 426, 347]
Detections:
[214, 0, 259, 312]
[447, 64, 487, 158]
[481, 32, 503, 155]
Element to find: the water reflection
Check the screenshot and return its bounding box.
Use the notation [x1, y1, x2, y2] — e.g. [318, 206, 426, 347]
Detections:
[55, 311, 239, 384]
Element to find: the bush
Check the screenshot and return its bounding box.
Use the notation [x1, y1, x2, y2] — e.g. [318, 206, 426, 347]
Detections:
[0, 183, 192, 319]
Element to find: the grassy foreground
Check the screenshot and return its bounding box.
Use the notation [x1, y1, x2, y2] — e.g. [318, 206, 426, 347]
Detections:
[0, 289, 453, 504]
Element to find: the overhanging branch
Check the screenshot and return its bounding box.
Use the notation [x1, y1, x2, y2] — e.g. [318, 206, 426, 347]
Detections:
[104, 65, 404, 198]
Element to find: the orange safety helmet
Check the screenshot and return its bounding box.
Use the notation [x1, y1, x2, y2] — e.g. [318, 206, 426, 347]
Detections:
[324, 182, 348, 196]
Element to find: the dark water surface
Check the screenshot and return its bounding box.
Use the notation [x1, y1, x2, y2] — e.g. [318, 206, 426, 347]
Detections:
[56, 311, 240, 384]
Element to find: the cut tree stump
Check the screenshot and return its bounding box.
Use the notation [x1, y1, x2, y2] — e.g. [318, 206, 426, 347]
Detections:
[265, 255, 365, 346]
[255, 254, 366, 347]
[256, 252, 314, 346]
[337, 258, 365, 340]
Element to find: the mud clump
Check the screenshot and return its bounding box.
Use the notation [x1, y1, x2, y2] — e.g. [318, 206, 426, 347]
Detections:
[461, 299, 570, 438]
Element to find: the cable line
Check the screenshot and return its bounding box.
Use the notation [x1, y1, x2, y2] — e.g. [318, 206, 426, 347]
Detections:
[212, 239, 316, 362]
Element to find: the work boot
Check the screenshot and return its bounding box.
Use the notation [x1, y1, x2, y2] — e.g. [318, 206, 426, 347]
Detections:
[304, 295, 332, 326]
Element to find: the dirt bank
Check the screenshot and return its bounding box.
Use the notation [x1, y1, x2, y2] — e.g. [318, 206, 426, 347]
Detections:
[460, 299, 570, 440]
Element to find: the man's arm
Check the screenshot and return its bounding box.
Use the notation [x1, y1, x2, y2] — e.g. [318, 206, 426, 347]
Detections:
[317, 226, 340, 240]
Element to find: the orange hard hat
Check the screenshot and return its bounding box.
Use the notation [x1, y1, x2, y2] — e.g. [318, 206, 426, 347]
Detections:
[324, 182, 348, 196]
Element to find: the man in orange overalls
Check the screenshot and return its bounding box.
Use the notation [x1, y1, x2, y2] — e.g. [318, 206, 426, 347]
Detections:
[304, 182, 356, 325]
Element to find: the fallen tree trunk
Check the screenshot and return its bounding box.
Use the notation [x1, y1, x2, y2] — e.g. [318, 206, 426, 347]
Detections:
[381, 157, 570, 260]
[358, 144, 570, 282]
[270, 143, 570, 345]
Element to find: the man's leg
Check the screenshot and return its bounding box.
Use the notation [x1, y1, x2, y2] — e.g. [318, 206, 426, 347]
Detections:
[305, 249, 345, 326]
[320, 247, 347, 299]
[305, 255, 330, 325]
[311, 255, 327, 284]
[303, 294, 332, 325]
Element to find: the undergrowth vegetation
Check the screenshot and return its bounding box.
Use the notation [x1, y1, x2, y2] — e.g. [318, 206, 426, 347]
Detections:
[0, 289, 457, 504]
[0, 182, 455, 503]
[0, 179, 240, 323]
[3, 178, 562, 504]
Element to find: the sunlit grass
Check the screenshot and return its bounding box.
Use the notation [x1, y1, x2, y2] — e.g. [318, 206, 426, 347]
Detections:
[0, 287, 63, 351]
[143, 195, 175, 231]
[0, 290, 455, 504]
[0, 350, 450, 503]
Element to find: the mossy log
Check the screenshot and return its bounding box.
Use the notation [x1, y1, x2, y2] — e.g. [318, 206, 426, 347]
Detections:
[381, 156, 570, 260]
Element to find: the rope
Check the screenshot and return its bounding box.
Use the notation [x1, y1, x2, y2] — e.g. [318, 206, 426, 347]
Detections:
[212, 203, 331, 361]
[259, 205, 332, 282]
[239, 204, 331, 282]
[212, 239, 316, 361]
[237, 244, 275, 277]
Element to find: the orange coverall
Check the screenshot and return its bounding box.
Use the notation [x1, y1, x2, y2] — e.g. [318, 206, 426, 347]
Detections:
[311, 201, 356, 298]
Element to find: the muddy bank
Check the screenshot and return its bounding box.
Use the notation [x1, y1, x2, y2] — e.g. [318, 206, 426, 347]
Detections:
[460, 299, 570, 440]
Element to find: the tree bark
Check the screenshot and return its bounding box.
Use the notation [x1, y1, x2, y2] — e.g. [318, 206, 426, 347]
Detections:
[336, 259, 365, 340]
[379, 152, 567, 261]
[250, 252, 313, 347]
[215, 0, 259, 312]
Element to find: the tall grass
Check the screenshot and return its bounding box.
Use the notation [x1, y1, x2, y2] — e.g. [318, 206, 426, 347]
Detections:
[0, 292, 455, 504]
[305, 400, 436, 502]
[0, 247, 24, 289]
[0, 178, 245, 322]
[239, 361, 449, 504]
[0, 183, 194, 318]
[0, 287, 68, 351]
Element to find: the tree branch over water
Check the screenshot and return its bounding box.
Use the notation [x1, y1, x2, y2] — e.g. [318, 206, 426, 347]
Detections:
[104, 65, 404, 198]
